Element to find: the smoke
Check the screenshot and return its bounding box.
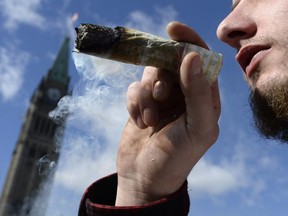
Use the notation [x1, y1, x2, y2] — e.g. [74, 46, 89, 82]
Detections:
[36, 155, 57, 176]
[46, 54, 143, 214]
[26, 53, 142, 215]
[55, 53, 141, 142]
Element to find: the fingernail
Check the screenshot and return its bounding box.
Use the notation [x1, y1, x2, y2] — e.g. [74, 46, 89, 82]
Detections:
[143, 108, 153, 125]
[153, 81, 165, 100]
[191, 55, 201, 75]
[137, 115, 145, 128]
[143, 107, 158, 126]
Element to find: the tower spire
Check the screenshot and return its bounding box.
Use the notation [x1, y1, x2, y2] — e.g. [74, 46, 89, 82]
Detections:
[47, 37, 70, 85]
[0, 36, 70, 216]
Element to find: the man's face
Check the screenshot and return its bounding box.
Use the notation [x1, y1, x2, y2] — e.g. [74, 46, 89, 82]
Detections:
[217, 0, 288, 142]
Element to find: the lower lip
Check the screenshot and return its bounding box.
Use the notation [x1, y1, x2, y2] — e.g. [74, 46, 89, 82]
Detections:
[245, 49, 270, 77]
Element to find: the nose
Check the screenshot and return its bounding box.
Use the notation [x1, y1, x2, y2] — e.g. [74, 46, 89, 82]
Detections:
[217, 10, 257, 49]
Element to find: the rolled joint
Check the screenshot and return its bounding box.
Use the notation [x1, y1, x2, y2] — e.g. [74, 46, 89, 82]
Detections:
[74, 23, 223, 84]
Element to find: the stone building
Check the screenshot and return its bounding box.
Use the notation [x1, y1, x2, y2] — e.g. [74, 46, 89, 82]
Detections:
[0, 37, 70, 216]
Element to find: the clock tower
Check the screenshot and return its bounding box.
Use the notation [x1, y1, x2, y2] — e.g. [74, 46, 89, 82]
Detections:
[0, 37, 70, 216]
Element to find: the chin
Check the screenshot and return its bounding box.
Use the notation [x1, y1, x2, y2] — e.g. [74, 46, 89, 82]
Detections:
[249, 89, 288, 143]
[251, 69, 288, 93]
[249, 71, 288, 143]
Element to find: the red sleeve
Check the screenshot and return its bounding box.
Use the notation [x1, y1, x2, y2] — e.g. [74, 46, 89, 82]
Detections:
[78, 173, 190, 216]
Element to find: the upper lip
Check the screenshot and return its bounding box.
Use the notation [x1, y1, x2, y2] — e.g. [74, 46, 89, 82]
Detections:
[236, 45, 271, 75]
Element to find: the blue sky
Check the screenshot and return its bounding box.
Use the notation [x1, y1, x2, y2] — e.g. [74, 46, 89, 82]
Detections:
[1, 0, 288, 215]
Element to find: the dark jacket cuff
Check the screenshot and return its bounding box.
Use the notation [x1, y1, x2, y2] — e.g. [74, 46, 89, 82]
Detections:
[78, 173, 190, 216]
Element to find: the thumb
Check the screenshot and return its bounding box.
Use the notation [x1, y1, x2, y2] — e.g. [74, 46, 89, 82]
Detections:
[180, 52, 218, 140]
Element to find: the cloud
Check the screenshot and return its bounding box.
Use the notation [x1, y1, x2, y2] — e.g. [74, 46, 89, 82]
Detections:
[187, 130, 288, 207]
[125, 5, 178, 37]
[188, 154, 266, 203]
[0, 46, 30, 101]
[54, 134, 118, 193]
[0, 0, 45, 30]
[188, 158, 247, 196]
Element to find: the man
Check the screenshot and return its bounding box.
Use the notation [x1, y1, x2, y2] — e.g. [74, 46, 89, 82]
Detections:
[79, 0, 288, 215]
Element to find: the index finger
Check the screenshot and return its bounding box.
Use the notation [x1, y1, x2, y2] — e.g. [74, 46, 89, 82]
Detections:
[167, 21, 209, 49]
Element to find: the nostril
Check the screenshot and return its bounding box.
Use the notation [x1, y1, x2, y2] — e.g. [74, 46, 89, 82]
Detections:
[227, 31, 247, 39]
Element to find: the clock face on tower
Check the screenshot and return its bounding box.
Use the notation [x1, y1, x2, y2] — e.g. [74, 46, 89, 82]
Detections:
[47, 88, 61, 101]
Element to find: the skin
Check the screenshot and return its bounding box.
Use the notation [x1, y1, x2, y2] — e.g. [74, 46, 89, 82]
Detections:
[116, 0, 288, 206]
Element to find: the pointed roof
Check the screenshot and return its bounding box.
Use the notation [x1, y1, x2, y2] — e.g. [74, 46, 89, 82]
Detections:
[47, 37, 70, 85]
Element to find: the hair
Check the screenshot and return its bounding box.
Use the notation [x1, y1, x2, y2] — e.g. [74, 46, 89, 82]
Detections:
[249, 88, 288, 143]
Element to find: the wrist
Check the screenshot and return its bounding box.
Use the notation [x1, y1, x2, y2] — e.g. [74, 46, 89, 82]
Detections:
[115, 175, 164, 206]
[115, 186, 150, 206]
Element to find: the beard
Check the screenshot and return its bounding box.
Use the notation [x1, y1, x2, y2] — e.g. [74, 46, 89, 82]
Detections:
[249, 82, 288, 143]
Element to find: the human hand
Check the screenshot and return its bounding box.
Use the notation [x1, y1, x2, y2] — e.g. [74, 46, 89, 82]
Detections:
[116, 21, 221, 206]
